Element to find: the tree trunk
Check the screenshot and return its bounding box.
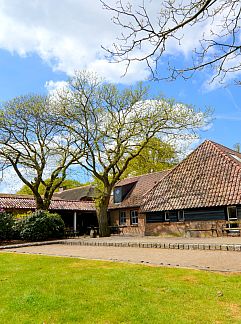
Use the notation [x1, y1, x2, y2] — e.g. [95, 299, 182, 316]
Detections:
[96, 194, 110, 237]
[35, 196, 50, 210]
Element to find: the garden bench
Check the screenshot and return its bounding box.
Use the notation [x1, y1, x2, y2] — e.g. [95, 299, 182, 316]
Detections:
[222, 221, 241, 236]
[185, 224, 218, 237]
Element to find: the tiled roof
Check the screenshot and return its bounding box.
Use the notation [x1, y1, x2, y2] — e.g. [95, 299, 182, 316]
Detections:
[0, 195, 96, 211]
[142, 140, 241, 212]
[50, 200, 95, 211]
[109, 170, 170, 209]
[0, 193, 62, 200]
[54, 185, 98, 201]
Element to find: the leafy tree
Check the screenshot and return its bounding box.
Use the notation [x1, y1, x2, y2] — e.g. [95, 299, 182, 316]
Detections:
[55, 71, 208, 236]
[121, 138, 177, 177]
[17, 178, 84, 195]
[234, 143, 241, 153]
[0, 95, 81, 210]
[102, 0, 241, 84]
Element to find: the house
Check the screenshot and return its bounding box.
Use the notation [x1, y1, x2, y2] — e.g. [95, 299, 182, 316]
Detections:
[141, 140, 241, 236]
[108, 170, 170, 235]
[2, 140, 241, 237]
[0, 193, 97, 234]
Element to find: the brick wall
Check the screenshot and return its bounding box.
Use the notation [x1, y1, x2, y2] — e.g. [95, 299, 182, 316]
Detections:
[145, 220, 226, 237]
[110, 209, 145, 235]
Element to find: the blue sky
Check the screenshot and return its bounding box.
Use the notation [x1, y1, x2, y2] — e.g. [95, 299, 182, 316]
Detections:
[1, 48, 239, 148]
[0, 0, 240, 192]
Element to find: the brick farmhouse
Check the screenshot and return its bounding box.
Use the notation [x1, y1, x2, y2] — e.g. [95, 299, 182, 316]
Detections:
[1, 140, 241, 237]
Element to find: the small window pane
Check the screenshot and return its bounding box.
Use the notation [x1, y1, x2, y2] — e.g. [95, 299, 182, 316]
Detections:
[227, 206, 237, 220]
[131, 210, 138, 225]
[114, 187, 122, 203]
[119, 211, 126, 225]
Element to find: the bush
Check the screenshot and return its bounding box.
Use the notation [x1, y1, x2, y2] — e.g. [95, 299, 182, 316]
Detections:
[0, 211, 15, 240]
[20, 210, 65, 241]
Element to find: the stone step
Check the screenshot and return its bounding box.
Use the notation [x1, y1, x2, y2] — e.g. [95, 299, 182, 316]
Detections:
[60, 240, 241, 252]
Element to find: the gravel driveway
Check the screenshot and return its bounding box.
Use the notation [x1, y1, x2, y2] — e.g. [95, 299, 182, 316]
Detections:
[3, 243, 241, 273]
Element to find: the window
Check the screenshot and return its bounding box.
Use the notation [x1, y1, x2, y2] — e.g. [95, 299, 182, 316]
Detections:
[164, 211, 170, 221]
[227, 206, 237, 220]
[114, 187, 122, 203]
[130, 210, 138, 225]
[119, 211, 126, 225]
[178, 210, 185, 221]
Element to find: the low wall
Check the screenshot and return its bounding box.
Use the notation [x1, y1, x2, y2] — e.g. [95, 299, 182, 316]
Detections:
[145, 220, 226, 237]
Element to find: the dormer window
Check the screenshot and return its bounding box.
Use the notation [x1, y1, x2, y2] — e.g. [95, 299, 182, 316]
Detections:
[114, 187, 122, 203]
[113, 181, 137, 204]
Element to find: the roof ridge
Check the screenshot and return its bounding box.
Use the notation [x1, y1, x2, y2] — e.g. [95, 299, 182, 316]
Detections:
[142, 141, 208, 200]
[0, 195, 95, 204]
[55, 199, 95, 203]
[208, 140, 241, 169]
[118, 169, 171, 182]
[141, 139, 241, 213]
[56, 184, 93, 192]
[0, 195, 36, 200]
[141, 140, 228, 210]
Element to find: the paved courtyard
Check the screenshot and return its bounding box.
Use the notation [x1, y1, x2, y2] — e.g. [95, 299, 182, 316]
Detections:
[2, 235, 241, 273]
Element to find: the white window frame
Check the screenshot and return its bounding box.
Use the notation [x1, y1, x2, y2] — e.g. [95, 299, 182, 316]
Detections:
[178, 210, 185, 222]
[119, 211, 126, 225]
[130, 210, 138, 225]
[164, 211, 170, 221]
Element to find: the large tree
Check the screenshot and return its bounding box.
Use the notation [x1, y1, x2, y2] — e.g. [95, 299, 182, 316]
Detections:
[55, 71, 207, 236]
[0, 95, 81, 210]
[101, 0, 241, 83]
[121, 137, 177, 178]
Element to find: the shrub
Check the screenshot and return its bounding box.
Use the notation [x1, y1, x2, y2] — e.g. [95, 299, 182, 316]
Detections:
[0, 211, 15, 240]
[20, 210, 65, 241]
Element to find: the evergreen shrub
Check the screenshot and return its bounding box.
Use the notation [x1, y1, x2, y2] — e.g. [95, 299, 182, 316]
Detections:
[20, 210, 65, 241]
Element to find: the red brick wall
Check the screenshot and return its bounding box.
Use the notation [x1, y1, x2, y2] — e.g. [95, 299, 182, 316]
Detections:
[109, 209, 145, 235]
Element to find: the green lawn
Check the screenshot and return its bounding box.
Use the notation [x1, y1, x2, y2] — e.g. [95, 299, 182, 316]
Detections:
[0, 253, 241, 323]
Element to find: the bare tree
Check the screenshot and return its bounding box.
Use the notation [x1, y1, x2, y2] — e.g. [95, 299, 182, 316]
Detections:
[101, 0, 241, 83]
[56, 71, 208, 236]
[0, 95, 81, 210]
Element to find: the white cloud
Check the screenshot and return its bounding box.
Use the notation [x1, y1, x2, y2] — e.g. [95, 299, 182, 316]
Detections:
[45, 80, 69, 97]
[0, 0, 151, 84]
[0, 0, 239, 88]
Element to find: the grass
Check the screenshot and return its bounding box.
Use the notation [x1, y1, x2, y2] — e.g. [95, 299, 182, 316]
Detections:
[0, 253, 241, 323]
